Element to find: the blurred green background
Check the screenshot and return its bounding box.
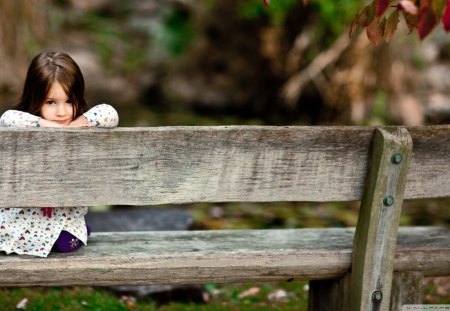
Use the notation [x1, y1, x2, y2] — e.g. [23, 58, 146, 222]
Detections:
[0, 0, 448, 309]
[1, 0, 450, 126]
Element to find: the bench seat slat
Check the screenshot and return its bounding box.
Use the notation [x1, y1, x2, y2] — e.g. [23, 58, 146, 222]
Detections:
[1, 126, 449, 207]
[0, 227, 448, 287]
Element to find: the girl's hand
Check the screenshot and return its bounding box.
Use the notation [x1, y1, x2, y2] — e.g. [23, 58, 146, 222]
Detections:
[68, 116, 92, 128]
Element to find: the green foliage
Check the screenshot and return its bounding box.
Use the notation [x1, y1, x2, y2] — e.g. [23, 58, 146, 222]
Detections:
[147, 7, 195, 60]
[70, 9, 148, 74]
[311, 0, 362, 35]
[239, 0, 298, 25]
[161, 9, 195, 57]
[83, 13, 121, 68]
[238, 0, 361, 35]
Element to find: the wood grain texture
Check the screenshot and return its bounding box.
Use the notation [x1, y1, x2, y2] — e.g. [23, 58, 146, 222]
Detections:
[389, 272, 423, 310]
[352, 128, 413, 311]
[0, 227, 448, 287]
[0, 126, 449, 207]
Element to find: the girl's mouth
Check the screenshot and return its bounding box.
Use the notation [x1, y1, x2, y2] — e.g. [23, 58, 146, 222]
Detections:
[54, 119, 71, 125]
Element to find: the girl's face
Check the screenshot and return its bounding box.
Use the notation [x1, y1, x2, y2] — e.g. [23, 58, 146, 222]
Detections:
[40, 82, 74, 126]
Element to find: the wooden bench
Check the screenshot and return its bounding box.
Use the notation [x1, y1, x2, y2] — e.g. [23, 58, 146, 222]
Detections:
[0, 126, 449, 311]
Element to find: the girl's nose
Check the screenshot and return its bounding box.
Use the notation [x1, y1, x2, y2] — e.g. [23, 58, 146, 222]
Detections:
[56, 103, 69, 116]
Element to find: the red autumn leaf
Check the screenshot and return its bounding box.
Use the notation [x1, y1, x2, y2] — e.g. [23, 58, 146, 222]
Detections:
[376, 0, 391, 16]
[385, 10, 400, 41]
[263, 0, 269, 7]
[350, 5, 367, 37]
[418, 4, 438, 39]
[350, 18, 360, 38]
[443, 0, 450, 31]
[367, 18, 383, 45]
[403, 11, 418, 33]
[399, 0, 418, 15]
[364, 4, 376, 26]
[379, 16, 387, 38]
[350, 4, 373, 37]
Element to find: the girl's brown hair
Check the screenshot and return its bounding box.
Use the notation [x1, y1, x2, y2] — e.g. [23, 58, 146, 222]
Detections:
[16, 52, 87, 119]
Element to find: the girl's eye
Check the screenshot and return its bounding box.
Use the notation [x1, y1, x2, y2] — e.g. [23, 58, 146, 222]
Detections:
[47, 101, 55, 105]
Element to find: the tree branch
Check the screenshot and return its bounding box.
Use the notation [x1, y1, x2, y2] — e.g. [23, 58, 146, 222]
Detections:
[281, 31, 351, 107]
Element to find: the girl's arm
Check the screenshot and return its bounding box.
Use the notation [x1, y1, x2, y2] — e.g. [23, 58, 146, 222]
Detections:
[0, 110, 39, 128]
[72, 103, 119, 128]
[0, 110, 63, 128]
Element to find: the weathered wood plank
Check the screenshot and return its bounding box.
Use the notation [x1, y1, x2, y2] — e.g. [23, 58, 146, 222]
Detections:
[389, 272, 423, 310]
[352, 128, 413, 311]
[0, 227, 448, 287]
[0, 126, 449, 207]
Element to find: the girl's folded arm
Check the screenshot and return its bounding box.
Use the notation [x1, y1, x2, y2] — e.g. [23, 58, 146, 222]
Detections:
[0, 110, 41, 128]
[83, 103, 119, 128]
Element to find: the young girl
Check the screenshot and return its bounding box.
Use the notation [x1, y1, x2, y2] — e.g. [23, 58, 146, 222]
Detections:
[0, 51, 119, 257]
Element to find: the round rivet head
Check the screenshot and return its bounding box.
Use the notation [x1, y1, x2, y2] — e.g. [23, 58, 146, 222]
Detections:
[392, 153, 402, 164]
[383, 195, 395, 206]
[372, 290, 383, 303]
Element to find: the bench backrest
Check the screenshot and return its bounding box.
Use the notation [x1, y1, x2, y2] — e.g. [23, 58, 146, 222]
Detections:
[0, 126, 449, 208]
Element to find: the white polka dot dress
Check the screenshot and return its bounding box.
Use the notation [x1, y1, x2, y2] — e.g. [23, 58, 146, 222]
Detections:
[0, 104, 119, 257]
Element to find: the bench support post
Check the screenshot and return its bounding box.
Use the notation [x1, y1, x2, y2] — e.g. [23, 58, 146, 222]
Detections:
[351, 128, 413, 311]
